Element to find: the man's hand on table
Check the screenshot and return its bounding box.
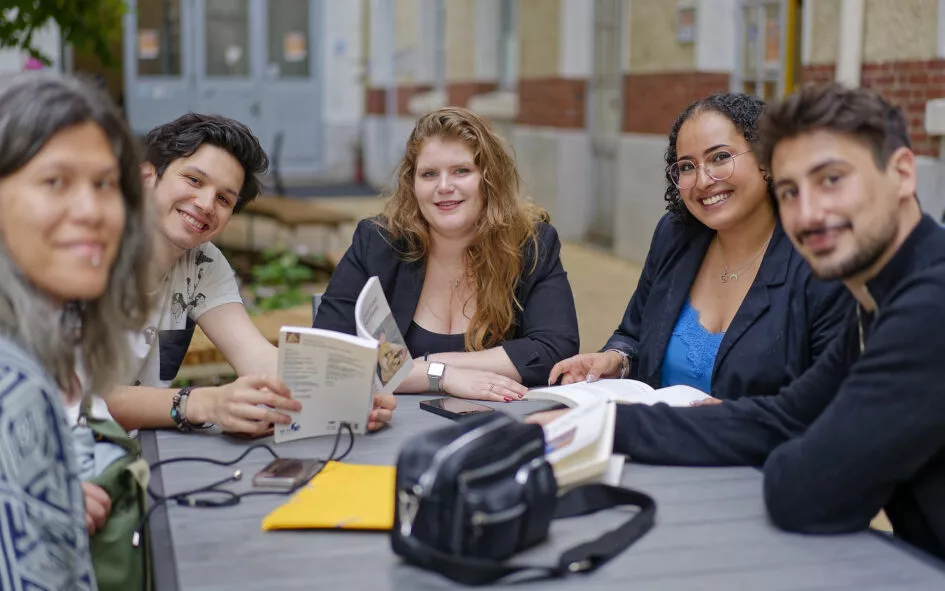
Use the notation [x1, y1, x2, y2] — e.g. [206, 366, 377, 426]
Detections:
[368, 393, 397, 431]
[187, 375, 302, 435]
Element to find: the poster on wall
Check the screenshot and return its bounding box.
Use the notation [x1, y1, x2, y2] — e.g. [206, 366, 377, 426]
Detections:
[283, 32, 307, 63]
[138, 30, 160, 60]
[764, 15, 781, 67]
[676, 4, 696, 43]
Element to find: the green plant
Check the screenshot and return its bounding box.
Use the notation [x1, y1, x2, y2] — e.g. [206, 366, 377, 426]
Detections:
[249, 249, 315, 311]
[0, 0, 125, 66]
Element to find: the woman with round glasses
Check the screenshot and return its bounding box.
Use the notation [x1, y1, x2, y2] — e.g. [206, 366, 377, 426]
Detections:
[549, 93, 853, 401]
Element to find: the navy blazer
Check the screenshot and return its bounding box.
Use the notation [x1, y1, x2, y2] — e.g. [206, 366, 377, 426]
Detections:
[314, 218, 580, 386]
[602, 214, 853, 399]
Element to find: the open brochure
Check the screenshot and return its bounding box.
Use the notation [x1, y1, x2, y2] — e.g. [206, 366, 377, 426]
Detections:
[527, 379, 710, 488]
[354, 276, 413, 394]
[274, 277, 412, 443]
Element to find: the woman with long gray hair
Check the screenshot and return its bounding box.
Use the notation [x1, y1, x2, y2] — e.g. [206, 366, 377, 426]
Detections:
[0, 72, 151, 589]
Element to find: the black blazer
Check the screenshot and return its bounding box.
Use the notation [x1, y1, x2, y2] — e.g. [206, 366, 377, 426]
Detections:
[314, 218, 580, 386]
[602, 214, 853, 399]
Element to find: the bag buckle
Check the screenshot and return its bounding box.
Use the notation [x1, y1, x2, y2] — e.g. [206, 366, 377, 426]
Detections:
[398, 486, 421, 537]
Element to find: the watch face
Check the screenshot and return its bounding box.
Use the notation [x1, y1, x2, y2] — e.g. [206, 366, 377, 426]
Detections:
[428, 362, 446, 378]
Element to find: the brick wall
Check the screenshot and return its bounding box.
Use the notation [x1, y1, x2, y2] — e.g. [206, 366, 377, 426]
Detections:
[800, 64, 836, 85]
[622, 72, 730, 134]
[363, 85, 433, 115]
[517, 78, 587, 128]
[365, 88, 385, 115]
[802, 60, 945, 157]
[446, 82, 498, 108]
[861, 60, 945, 157]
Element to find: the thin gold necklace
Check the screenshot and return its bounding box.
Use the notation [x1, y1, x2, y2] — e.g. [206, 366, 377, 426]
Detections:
[423, 277, 463, 325]
[718, 233, 772, 283]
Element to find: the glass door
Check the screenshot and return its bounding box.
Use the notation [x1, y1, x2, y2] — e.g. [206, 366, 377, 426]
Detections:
[124, 0, 195, 134]
[194, 0, 263, 136]
[258, 0, 321, 174]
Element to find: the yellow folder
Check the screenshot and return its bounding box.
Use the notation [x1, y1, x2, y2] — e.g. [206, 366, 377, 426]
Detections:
[261, 461, 396, 532]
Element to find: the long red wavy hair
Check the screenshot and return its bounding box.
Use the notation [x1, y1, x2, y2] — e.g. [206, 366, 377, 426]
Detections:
[379, 107, 548, 351]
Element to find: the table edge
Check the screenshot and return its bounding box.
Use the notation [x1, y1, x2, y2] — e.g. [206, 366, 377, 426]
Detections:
[140, 429, 180, 591]
[870, 529, 945, 573]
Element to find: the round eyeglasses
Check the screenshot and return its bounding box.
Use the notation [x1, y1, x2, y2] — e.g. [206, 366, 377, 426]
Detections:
[668, 150, 753, 190]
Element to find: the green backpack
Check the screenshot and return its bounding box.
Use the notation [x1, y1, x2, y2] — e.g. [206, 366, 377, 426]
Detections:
[80, 396, 153, 591]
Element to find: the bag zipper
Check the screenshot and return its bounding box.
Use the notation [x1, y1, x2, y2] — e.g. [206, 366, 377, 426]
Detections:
[471, 503, 526, 526]
[451, 438, 542, 552]
[457, 439, 543, 487]
[415, 415, 513, 496]
[398, 416, 512, 540]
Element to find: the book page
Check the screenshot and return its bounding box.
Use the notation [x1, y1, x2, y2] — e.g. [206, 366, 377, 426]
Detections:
[643, 384, 711, 406]
[275, 327, 378, 443]
[542, 396, 608, 465]
[354, 276, 413, 394]
[529, 379, 708, 407]
[543, 400, 617, 488]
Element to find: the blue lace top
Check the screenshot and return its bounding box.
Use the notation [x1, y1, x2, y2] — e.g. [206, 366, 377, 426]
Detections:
[659, 299, 725, 394]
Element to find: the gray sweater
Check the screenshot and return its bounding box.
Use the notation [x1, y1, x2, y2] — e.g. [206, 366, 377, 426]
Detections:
[0, 335, 97, 590]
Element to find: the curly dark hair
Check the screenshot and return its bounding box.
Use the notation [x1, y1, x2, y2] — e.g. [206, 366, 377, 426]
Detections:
[144, 112, 269, 213]
[663, 93, 774, 226]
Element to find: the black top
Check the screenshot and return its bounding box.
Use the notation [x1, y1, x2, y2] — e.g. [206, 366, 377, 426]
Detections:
[602, 214, 852, 399]
[314, 218, 580, 386]
[613, 215, 945, 560]
[404, 321, 465, 358]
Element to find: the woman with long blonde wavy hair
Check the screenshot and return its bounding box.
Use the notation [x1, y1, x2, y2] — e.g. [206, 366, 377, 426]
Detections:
[316, 107, 579, 400]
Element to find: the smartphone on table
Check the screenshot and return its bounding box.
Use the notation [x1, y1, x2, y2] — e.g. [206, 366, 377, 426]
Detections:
[419, 397, 495, 421]
[252, 458, 324, 490]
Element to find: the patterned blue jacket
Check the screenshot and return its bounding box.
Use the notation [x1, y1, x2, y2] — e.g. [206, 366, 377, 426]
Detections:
[0, 336, 96, 590]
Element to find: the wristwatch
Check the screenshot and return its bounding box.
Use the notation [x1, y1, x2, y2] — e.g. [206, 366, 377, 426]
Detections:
[605, 349, 631, 379]
[427, 362, 447, 393]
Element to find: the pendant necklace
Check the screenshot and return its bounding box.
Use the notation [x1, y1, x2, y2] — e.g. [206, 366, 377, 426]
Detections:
[718, 234, 772, 284]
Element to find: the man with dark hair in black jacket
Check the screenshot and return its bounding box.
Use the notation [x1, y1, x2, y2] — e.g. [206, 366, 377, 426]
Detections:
[532, 83, 945, 559]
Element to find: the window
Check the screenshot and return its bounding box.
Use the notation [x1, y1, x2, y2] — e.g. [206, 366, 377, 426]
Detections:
[498, 0, 519, 91]
[205, 0, 250, 77]
[737, 0, 800, 101]
[267, 0, 310, 78]
[434, 0, 446, 91]
[136, 0, 182, 76]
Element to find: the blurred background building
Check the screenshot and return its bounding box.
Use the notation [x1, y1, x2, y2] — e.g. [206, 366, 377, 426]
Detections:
[2, 0, 945, 263]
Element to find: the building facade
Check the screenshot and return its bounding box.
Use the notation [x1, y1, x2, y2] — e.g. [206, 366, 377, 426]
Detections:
[121, 0, 365, 183]
[363, 0, 945, 263]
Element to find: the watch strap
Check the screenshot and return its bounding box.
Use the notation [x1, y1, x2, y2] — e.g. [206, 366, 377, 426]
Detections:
[604, 349, 631, 379]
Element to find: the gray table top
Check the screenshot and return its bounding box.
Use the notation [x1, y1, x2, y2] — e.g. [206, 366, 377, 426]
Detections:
[141, 396, 945, 590]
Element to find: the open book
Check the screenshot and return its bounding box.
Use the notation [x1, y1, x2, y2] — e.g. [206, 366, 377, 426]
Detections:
[526, 380, 710, 488]
[274, 277, 412, 443]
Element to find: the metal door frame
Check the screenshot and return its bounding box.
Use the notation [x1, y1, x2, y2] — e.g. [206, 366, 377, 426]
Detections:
[586, 0, 625, 248]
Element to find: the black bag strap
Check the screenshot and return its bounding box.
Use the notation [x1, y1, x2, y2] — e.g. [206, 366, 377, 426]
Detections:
[399, 484, 656, 586]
